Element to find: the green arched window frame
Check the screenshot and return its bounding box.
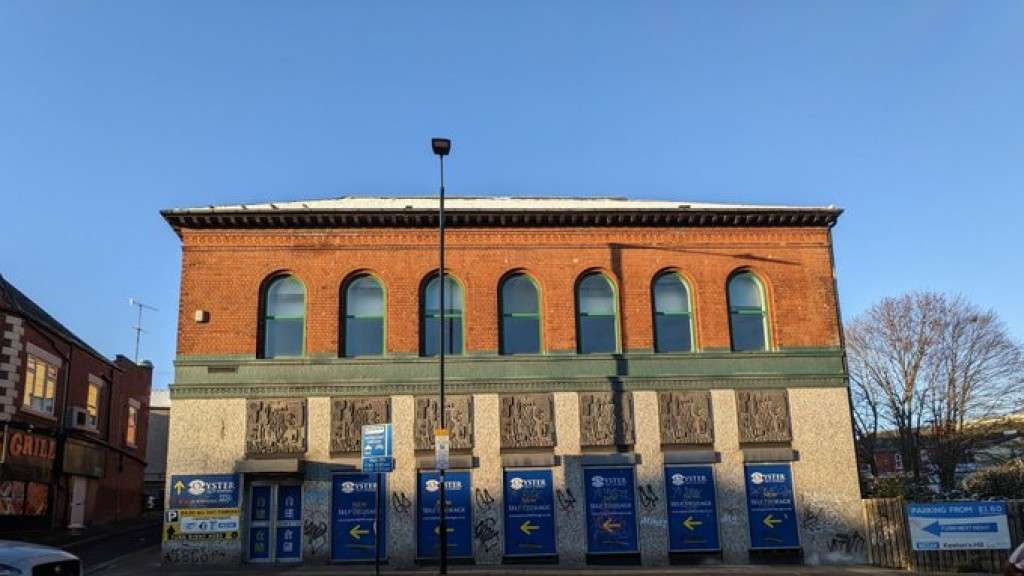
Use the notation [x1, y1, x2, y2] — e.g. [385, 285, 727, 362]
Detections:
[575, 271, 621, 354]
[421, 272, 465, 356]
[260, 274, 306, 358]
[342, 273, 386, 357]
[499, 272, 542, 355]
[651, 271, 695, 353]
[727, 271, 770, 352]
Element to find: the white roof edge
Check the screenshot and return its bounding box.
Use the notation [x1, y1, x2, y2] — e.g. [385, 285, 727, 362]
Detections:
[165, 196, 839, 214]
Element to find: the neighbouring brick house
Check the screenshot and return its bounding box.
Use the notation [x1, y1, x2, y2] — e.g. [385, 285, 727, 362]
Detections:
[0, 274, 152, 531]
[161, 197, 863, 567]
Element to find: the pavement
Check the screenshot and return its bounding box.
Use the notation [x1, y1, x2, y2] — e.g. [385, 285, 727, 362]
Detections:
[97, 545, 915, 576]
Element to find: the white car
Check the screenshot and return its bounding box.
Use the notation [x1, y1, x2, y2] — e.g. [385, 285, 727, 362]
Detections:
[0, 541, 81, 576]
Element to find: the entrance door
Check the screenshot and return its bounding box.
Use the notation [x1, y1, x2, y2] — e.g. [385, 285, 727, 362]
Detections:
[68, 476, 87, 529]
[247, 482, 303, 563]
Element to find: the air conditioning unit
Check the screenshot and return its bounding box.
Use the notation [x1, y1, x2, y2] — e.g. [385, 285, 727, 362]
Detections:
[68, 407, 91, 430]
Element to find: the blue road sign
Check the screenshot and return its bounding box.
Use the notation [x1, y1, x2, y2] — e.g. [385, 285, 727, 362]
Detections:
[169, 474, 239, 509]
[503, 469, 557, 557]
[665, 465, 720, 552]
[361, 424, 394, 474]
[584, 466, 639, 555]
[331, 473, 387, 562]
[908, 501, 1011, 551]
[744, 463, 799, 550]
[416, 470, 472, 559]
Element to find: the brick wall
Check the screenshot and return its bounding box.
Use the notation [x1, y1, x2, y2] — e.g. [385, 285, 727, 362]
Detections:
[175, 226, 840, 356]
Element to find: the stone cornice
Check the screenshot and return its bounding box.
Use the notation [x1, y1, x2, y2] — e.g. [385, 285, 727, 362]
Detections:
[163, 208, 841, 238]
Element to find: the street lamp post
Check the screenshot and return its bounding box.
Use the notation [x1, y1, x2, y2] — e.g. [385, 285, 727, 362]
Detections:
[431, 137, 451, 575]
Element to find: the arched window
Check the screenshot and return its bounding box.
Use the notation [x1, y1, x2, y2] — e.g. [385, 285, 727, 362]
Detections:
[652, 272, 693, 353]
[728, 272, 768, 352]
[500, 274, 541, 355]
[422, 273, 463, 356]
[261, 275, 305, 358]
[343, 275, 384, 357]
[576, 272, 619, 354]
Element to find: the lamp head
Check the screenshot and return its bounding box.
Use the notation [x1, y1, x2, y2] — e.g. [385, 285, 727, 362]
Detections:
[431, 138, 451, 156]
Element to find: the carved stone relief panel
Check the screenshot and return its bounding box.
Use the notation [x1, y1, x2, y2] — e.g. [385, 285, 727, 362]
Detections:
[579, 391, 634, 446]
[658, 391, 714, 445]
[330, 397, 390, 453]
[246, 398, 307, 456]
[414, 396, 474, 450]
[500, 394, 556, 449]
[736, 389, 792, 444]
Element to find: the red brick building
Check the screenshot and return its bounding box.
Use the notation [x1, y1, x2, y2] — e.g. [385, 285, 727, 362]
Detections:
[162, 197, 863, 567]
[0, 274, 153, 531]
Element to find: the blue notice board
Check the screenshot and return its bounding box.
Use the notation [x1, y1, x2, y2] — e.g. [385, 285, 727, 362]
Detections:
[417, 471, 472, 559]
[331, 473, 387, 561]
[584, 467, 639, 554]
[744, 463, 800, 549]
[665, 465, 720, 552]
[169, 474, 240, 509]
[503, 469, 557, 556]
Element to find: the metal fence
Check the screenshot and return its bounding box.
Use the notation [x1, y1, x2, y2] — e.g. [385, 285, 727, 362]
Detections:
[864, 498, 1024, 573]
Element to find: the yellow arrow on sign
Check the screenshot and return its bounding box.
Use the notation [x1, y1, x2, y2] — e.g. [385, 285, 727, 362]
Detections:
[763, 514, 783, 528]
[601, 518, 622, 533]
[520, 520, 539, 535]
[683, 516, 703, 531]
[174, 480, 185, 495]
[433, 526, 456, 535]
[349, 524, 370, 539]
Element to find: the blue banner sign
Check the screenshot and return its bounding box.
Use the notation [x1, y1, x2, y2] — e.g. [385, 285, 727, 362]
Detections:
[277, 485, 302, 522]
[503, 469, 557, 557]
[744, 464, 799, 550]
[362, 424, 394, 474]
[331, 473, 387, 561]
[169, 474, 239, 509]
[584, 466, 639, 554]
[417, 470, 472, 559]
[249, 526, 270, 560]
[275, 526, 301, 560]
[665, 465, 720, 552]
[250, 485, 271, 522]
[908, 501, 1011, 551]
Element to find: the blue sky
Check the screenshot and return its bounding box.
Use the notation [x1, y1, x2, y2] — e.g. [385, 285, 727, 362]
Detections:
[1, 2, 1021, 389]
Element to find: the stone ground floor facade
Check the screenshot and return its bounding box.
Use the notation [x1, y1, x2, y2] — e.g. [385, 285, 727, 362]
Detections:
[163, 386, 865, 568]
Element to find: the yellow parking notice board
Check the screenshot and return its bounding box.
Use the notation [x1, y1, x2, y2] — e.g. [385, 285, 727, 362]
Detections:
[163, 508, 241, 541]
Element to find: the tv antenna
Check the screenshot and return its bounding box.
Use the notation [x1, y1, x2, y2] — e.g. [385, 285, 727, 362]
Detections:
[129, 298, 158, 363]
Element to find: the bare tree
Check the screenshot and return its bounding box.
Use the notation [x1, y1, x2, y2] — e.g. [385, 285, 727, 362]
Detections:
[847, 292, 1024, 492]
[925, 297, 1024, 491]
[846, 293, 946, 482]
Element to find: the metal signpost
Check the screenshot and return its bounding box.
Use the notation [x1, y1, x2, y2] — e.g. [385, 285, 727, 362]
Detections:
[744, 463, 800, 550]
[503, 469, 557, 557]
[583, 467, 639, 555]
[431, 136, 452, 575]
[908, 501, 1011, 551]
[362, 424, 394, 576]
[664, 465, 720, 552]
